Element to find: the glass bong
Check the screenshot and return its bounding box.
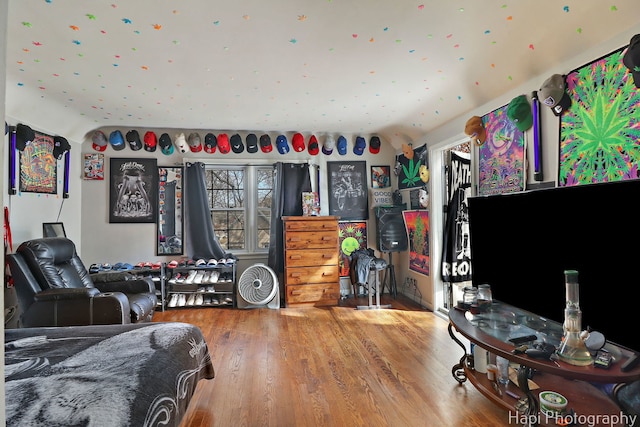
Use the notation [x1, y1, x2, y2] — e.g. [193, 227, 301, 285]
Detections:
[556, 270, 593, 366]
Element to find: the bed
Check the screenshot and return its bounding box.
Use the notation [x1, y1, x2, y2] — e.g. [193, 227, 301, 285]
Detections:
[4, 321, 215, 427]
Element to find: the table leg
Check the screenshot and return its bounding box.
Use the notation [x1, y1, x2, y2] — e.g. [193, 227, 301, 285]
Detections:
[516, 365, 539, 427]
[448, 322, 471, 384]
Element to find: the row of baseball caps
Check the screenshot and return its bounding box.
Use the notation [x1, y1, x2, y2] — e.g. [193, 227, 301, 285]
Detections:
[92, 129, 382, 156]
[463, 73, 576, 145]
[464, 34, 640, 146]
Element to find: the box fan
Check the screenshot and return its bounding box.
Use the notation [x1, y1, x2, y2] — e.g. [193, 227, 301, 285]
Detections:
[237, 263, 280, 309]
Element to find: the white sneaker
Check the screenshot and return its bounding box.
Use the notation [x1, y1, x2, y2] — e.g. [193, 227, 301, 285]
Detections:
[193, 271, 204, 284]
[168, 293, 179, 308]
[200, 271, 211, 283]
[187, 293, 196, 306]
[209, 271, 219, 283]
[185, 271, 197, 284]
[178, 294, 187, 307]
[195, 294, 204, 305]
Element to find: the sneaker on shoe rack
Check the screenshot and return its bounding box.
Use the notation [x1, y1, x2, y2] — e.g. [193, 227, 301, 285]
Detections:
[187, 293, 196, 306]
[185, 271, 197, 284]
[178, 294, 187, 307]
[193, 271, 205, 284]
[211, 298, 220, 305]
[209, 271, 219, 283]
[207, 284, 216, 292]
[224, 296, 233, 304]
[168, 260, 179, 269]
[176, 273, 185, 284]
[168, 294, 179, 308]
[195, 294, 204, 305]
[200, 271, 211, 284]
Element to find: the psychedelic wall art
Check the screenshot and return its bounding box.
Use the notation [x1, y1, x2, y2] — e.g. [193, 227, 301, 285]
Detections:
[19, 132, 57, 195]
[559, 47, 640, 186]
[477, 106, 526, 195]
[402, 210, 429, 276]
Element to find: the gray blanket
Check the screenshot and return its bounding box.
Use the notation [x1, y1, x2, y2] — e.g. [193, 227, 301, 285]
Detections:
[5, 322, 215, 427]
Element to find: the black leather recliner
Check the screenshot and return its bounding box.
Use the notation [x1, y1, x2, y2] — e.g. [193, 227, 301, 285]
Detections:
[6, 237, 157, 327]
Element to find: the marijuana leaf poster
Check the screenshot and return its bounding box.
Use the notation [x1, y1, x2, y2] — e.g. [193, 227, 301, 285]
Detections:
[559, 47, 640, 186]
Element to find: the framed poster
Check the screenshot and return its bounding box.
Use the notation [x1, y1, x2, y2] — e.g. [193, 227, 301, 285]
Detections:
[338, 221, 367, 277]
[370, 165, 391, 188]
[477, 105, 526, 195]
[327, 161, 368, 220]
[83, 153, 104, 180]
[109, 158, 158, 223]
[19, 131, 57, 194]
[559, 46, 640, 186]
[402, 210, 429, 276]
[397, 144, 429, 189]
[157, 166, 183, 255]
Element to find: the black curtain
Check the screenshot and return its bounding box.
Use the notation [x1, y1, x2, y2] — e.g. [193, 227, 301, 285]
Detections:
[184, 162, 227, 260]
[267, 163, 312, 282]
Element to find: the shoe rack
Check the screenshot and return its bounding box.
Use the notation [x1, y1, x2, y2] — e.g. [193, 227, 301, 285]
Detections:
[165, 261, 237, 309]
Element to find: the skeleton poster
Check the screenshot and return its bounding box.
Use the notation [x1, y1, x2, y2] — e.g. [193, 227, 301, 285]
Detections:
[109, 158, 158, 223]
[327, 161, 368, 220]
[441, 151, 472, 283]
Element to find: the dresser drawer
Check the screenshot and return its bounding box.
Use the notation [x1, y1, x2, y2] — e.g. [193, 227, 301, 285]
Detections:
[285, 265, 339, 285]
[285, 230, 337, 250]
[285, 249, 338, 267]
[284, 218, 337, 233]
[285, 283, 340, 307]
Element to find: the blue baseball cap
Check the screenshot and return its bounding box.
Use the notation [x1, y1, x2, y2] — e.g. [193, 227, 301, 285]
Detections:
[109, 130, 126, 151]
[276, 135, 289, 154]
[354, 136, 366, 155]
[337, 136, 348, 155]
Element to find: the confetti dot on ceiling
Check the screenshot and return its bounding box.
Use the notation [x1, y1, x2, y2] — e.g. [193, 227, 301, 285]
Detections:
[610, 6, 617, 11]
[563, 6, 570, 12]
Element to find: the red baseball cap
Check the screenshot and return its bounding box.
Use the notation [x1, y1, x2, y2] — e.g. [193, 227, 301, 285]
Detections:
[292, 133, 305, 152]
[369, 136, 381, 154]
[92, 130, 108, 152]
[217, 133, 230, 154]
[308, 135, 319, 155]
[260, 134, 272, 153]
[144, 131, 157, 152]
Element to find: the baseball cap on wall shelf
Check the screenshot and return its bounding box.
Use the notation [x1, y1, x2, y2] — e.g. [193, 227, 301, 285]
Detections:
[188, 132, 202, 152]
[323, 134, 335, 155]
[53, 136, 71, 159]
[230, 133, 245, 153]
[308, 135, 319, 155]
[92, 130, 108, 152]
[464, 116, 487, 146]
[144, 131, 157, 152]
[109, 130, 126, 151]
[623, 34, 640, 88]
[292, 133, 305, 152]
[204, 133, 217, 153]
[353, 136, 366, 155]
[246, 133, 258, 153]
[260, 134, 273, 153]
[539, 74, 572, 116]
[126, 130, 142, 151]
[337, 136, 348, 155]
[369, 136, 381, 154]
[15, 123, 35, 151]
[159, 133, 174, 155]
[506, 95, 533, 132]
[217, 133, 230, 154]
[174, 133, 189, 153]
[276, 135, 289, 154]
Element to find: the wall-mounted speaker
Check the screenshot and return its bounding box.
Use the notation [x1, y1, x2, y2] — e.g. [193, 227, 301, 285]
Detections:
[375, 206, 408, 253]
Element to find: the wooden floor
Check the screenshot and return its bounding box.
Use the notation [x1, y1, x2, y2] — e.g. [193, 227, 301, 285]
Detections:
[153, 294, 510, 427]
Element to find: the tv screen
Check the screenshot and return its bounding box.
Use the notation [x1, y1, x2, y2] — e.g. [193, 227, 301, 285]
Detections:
[468, 179, 639, 353]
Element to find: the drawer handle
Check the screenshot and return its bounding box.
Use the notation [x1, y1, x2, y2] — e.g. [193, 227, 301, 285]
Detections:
[288, 237, 301, 242]
[291, 290, 302, 295]
[290, 255, 302, 260]
[321, 236, 334, 241]
[321, 254, 333, 259]
[291, 273, 301, 278]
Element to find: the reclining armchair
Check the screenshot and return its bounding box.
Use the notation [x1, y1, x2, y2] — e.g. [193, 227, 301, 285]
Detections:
[6, 237, 157, 327]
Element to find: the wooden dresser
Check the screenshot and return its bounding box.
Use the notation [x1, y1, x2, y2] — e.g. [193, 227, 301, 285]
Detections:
[283, 216, 340, 307]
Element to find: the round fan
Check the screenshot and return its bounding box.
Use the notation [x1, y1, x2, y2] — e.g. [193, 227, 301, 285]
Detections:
[237, 263, 280, 309]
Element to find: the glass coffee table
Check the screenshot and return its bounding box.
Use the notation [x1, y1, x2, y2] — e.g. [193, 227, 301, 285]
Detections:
[448, 301, 640, 427]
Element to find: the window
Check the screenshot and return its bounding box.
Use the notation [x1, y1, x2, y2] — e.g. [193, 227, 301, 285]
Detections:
[205, 165, 274, 253]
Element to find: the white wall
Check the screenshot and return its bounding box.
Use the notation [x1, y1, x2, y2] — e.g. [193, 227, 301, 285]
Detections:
[1, 0, 8, 421]
[78, 128, 398, 267]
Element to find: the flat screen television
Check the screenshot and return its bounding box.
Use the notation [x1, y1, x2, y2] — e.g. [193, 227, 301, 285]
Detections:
[468, 179, 639, 353]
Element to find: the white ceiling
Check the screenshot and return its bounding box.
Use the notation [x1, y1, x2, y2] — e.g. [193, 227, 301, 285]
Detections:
[5, 0, 640, 146]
